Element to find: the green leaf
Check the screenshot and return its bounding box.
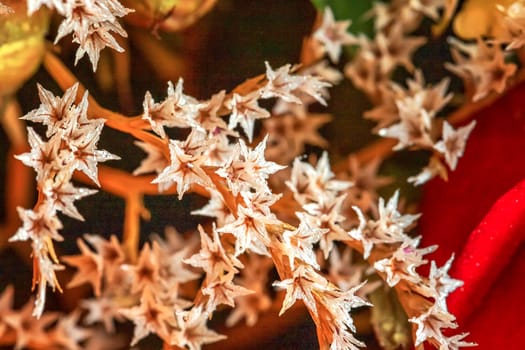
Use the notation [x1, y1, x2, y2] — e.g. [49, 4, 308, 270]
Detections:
[310, 0, 374, 35]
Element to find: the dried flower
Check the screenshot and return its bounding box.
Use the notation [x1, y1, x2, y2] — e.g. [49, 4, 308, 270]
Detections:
[313, 7, 356, 63]
[434, 120, 476, 170]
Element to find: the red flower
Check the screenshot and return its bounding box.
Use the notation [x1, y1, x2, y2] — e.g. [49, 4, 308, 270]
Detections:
[419, 81, 525, 349]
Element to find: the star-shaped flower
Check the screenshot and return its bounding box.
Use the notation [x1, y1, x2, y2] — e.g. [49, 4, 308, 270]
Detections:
[62, 238, 104, 296]
[42, 178, 97, 221]
[185, 225, 243, 278]
[273, 264, 326, 316]
[82, 296, 125, 333]
[15, 127, 63, 183]
[375, 23, 426, 74]
[260, 62, 302, 103]
[48, 310, 92, 350]
[153, 135, 212, 199]
[120, 288, 175, 345]
[378, 95, 434, 151]
[409, 304, 457, 347]
[124, 243, 160, 293]
[171, 307, 226, 349]
[227, 91, 270, 142]
[202, 277, 253, 312]
[434, 120, 476, 170]
[194, 90, 229, 132]
[3, 297, 58, 350]
[216, 136, 285, 194]
[313, 7, 357, 63]
[83, 234, 126, 283]
[281, 214, 325, 269]
[427, 254, 464, 310]
[54, 1, 133, 70]
[10, 204, 63, 243]
[217, 205, 272, 257]
[374, 239, 437, 286]
[22, 83, 79, 137]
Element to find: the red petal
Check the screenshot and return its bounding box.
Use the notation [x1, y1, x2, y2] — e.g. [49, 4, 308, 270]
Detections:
[419, 81, 525, 348]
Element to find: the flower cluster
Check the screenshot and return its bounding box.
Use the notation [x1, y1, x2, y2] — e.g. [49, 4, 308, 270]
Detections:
[27, 0, 132, 70]
[12, 83, 118, 317]
[0, 286, 91, 350]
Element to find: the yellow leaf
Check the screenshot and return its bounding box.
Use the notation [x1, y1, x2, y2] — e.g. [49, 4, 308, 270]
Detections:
[0, 2, 49, 96]
[453, 0, 515, 39]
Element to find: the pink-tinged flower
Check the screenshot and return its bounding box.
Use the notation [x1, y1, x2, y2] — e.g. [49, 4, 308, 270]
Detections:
[226, 255, 273, 327]
[216, 135, 285, 194]
[202, 277, 253, 312]
[263, 112, 331, 163]
[152, 132, 212, 200]
[346, 156, 393, 213]
[260, 62, 302, 103]
[281, 213, 326, 269]
[83, 234, 126, 283]
[328, 246, 380, 295]
[273, 264, 322, 316]
[171, 306, 226, 349]
[313, 7, 357, 63]
[82, 296, 125, 333]
[62, 238, 104, 296]
[123, 243, 160, 294]
[185, 225, 243, 279]
[349, 191, 420, 259]
[142, 79, 201, 139]
[446, 38, 517, 101]
[409, 304, 462, 347]
[344, 40, 389, 99]
[22, 83, 79, 137]
[52, 0, 133, 71]
[374, 239, 437, 286]
[120, 288, 175, 345]
[302, 194, 349, 258]
[18, 84, 119, 187]
[408, 155, 448, 186]
[375, 23, 426, 74]
[287, 152, 351, 206]
[426, 254, 464, 311]
[227, 91, 270, 142]
[365, 71, 452, 132]
[194, 90, 229, 132]
[133, 141, 170, 188]
[15, 127, 63, 183]
[434, 120, 476, 170]
[191, 189, 233, 227]
[369, 1, 424, 33]
[3, 297, 58, 349]
[154, 240, 200, 287]
[48, 309, 92, 350]
[217, 204, 272, 257]
[378, 96, 434, 151]
[10, 204, 63, 242]
[42, 178, 97, 221]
